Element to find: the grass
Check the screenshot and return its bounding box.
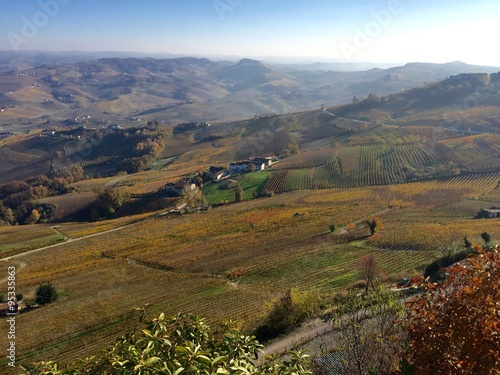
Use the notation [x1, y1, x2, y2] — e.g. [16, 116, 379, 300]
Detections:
[203, 171, 272, 204]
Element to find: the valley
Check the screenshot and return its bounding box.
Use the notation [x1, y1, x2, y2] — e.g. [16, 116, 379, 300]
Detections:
[0, 57, 499, 370]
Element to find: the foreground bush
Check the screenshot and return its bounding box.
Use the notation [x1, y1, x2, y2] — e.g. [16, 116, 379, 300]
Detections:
[23, 311, 312, 374]
[254, 288, 321, 342]
[406, 250, 500, 374]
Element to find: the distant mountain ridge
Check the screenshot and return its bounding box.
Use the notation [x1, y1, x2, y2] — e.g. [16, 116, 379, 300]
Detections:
[0, 54, 498, 131]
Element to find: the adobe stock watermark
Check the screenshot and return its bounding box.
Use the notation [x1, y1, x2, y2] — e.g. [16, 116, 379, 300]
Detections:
[213, 0, 243, 21]
[8, 0, 70, 51]
[6, 266, 17, 368]
[338, 0, 408, 61]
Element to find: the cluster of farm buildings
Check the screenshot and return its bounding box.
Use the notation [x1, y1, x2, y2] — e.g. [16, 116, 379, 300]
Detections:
[228, 157, 275, 174]
[163, 156, 276, 197]
[201, 156, 276, 182]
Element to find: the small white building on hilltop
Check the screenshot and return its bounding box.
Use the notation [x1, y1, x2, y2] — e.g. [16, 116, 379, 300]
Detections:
[229, 157, 274, 173]
[478, 208, 500, 218]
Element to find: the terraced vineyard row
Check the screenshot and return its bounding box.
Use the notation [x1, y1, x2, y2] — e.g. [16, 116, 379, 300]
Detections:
[385, 172, 500, 209]
[386, 125, 462, 142]
[14, 270, 268, 367]
[266, 134, 500, 192]
[273, 148, 333, 170]
[119, 197, 181, 216]
[392, 106, 500, 126]
[367, 218, 500, 252]
[78, 155, 119, 168]
[301, 173, 498, 211]
[262, 170, 289, 192]
[332, 133, 385, 147]
[240, 240, 437, 292]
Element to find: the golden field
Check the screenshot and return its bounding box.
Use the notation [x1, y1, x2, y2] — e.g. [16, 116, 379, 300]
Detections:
[1, 175, 499, 368]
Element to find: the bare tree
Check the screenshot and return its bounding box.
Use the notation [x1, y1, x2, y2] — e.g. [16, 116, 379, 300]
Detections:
[358, 255, 380, 293]
[235, 185, 244, 202]
[329, 286, 406, 375]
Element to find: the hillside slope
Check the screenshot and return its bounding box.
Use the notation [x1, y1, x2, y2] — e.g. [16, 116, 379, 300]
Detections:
[0, 58, 498, 133]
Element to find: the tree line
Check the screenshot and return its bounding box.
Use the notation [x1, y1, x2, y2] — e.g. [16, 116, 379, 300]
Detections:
[0, 174, 70, 226]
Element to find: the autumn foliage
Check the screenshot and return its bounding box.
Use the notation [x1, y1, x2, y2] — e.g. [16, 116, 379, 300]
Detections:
[406, 251, 500, 374]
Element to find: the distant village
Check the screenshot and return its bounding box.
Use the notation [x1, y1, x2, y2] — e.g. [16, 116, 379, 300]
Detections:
[173, 121, 211, 135]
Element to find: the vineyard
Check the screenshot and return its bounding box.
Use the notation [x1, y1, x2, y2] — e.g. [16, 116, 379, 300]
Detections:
[392, 106, 500, 130]
[77, 155, 119, 169]
[118, 196, 181, 216]
[266, 133, 500, 192]
[39, 191, 97, 220]
[2, 163, 499, 368]
[2, 74, 500, 372]
[366, 218, 500, 252]
[301, 172, 500, 210]
[0, 225, 65, 255]
[331, 126, 464, 147]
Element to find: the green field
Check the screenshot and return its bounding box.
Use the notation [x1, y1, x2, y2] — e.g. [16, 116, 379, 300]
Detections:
[203, 171, 272, 204]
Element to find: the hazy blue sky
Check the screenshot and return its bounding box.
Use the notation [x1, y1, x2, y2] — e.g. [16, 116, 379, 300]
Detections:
[1, 0, 498, 65]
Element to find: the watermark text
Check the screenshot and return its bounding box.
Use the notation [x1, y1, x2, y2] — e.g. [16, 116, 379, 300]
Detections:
[6, 266, 17, 367]
[8, 0, 70, 51]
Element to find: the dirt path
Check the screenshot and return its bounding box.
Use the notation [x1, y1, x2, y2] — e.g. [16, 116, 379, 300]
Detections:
[0, 217, 152, 262]
[323, 109, 380, 126]
[0, 260, 27, 284]
[254, 318, 333, 365]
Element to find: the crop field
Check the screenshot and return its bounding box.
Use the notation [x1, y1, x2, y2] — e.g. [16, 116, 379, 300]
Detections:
[273, 148, 333, 169]
[336, 126, 461, 145]
[366, 216, 500, 251]
[1, 93, 500, 372]
[301, 172, 500, 210]
[264, 133, 500, 192]
[393, 106, 500, 128]
[1, 168, 499, 368]
[40, 192, 97, 220]
[0, 225, 66, 256]
[54, 214, 151, 238]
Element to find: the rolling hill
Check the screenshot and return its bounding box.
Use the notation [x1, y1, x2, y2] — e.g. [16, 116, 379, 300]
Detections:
[0, 62, 500, 371]
[0, 56, 498, 134]
[1, 71, 500, 189]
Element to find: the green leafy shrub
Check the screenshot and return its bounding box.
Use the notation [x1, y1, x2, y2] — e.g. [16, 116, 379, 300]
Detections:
[23, 312, 312, 374]
[255, 289, 321, 342]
